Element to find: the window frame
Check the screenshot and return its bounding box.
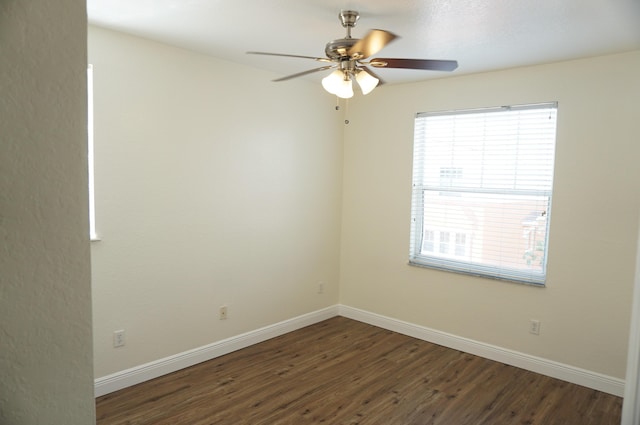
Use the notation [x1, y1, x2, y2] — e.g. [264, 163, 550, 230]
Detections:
[409, 102, 558, 286]
[88, 64, 99, 242]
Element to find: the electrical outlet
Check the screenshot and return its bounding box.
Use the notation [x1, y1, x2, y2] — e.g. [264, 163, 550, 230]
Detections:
[113, 329, 125, 347]
[219, 305, 228, 320]
[317, 281, 325, 294]
[529, 319, 541, 335]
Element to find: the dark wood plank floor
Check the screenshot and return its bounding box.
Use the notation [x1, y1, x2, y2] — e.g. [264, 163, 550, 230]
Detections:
[96, 317, 622, 424]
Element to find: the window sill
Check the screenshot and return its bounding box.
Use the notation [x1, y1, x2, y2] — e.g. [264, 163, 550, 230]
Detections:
[408, 259, 546, 287]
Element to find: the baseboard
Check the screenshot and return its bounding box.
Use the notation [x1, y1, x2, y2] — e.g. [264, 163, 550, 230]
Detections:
[95, 303, 625, 397]
[94, 305, 339, 397]
[338, 305, 625, 397]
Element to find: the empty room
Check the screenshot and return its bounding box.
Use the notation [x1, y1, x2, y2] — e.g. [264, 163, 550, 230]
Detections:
[2, 0, 640, 424]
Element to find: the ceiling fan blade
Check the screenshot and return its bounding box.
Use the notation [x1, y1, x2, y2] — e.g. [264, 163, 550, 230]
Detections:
[272, 65, 336, 82]
[247, 51, 333, 63]
[347, 29, 398, 60]
[359, 66, 386, 86]
[370, 58, 458, 72]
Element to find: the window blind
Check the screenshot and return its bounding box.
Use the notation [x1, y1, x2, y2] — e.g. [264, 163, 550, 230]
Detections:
[409, 102, 558, 285]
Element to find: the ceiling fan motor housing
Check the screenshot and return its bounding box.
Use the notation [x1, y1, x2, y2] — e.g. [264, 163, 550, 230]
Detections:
[325, 38, 358, 60]
[326, 11, 361, 60]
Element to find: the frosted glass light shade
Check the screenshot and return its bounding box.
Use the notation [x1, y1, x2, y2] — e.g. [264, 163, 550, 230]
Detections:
[321, 70, 342, 94]
[356, 70, 379, 95]
[322, 70, 354, 99]
[334, 79, 354, 99]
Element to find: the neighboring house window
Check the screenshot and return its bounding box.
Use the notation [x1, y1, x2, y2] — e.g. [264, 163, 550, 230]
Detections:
[422, 230, 435, 252]
[455, 233, 467, 257]
[439, 231, 450, 254]
[439, 167, 462, 196]
[409, 102, 558, 285]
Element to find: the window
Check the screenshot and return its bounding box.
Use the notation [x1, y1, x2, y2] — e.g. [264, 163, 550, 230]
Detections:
[455, 233, 467, 256]
[422, 230, 435, 252]
[88, 64, 99, 241]
[439, 231, 450, 254]
[409, 102, 558, 285]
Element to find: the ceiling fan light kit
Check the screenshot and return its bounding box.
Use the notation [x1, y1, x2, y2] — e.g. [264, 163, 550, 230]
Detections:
[322, 69, 354, 98]
[355, 69, 379, 95]
[322, 64, 380, 98]
[248, 10, 458, 98]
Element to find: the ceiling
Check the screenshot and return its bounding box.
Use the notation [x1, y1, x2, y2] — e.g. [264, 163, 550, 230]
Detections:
[87, 0, 640, 85]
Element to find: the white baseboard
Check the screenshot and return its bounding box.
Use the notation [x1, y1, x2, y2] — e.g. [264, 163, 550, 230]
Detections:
[338, 305, 625, 397]
[95, 304, 625, 397]
[94, 305, 339, 397]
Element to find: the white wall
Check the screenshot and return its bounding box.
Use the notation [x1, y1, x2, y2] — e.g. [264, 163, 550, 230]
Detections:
[340, 50, 640, 379]
[89, 22, 640, 386]
[0, 0, 95, 423]
[88, 26, 344, 377]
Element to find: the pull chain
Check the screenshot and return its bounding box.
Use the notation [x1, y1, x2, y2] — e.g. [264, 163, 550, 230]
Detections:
[344, 98, 350, 125]
[333, 97, 350, 125]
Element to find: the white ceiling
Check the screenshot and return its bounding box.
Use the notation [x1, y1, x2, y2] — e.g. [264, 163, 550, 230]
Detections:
[87, 0, 640, 85]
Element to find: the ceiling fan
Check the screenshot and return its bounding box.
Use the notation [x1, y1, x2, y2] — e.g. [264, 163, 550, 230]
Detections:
[247, 10, 458, 98]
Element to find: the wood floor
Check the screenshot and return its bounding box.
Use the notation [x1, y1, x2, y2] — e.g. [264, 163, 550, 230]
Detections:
[96, 317, 622, 424]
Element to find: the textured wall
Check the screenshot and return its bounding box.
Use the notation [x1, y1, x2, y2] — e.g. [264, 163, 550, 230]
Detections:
[0, 1, 95, 424]
[340, 51, 640, 379]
